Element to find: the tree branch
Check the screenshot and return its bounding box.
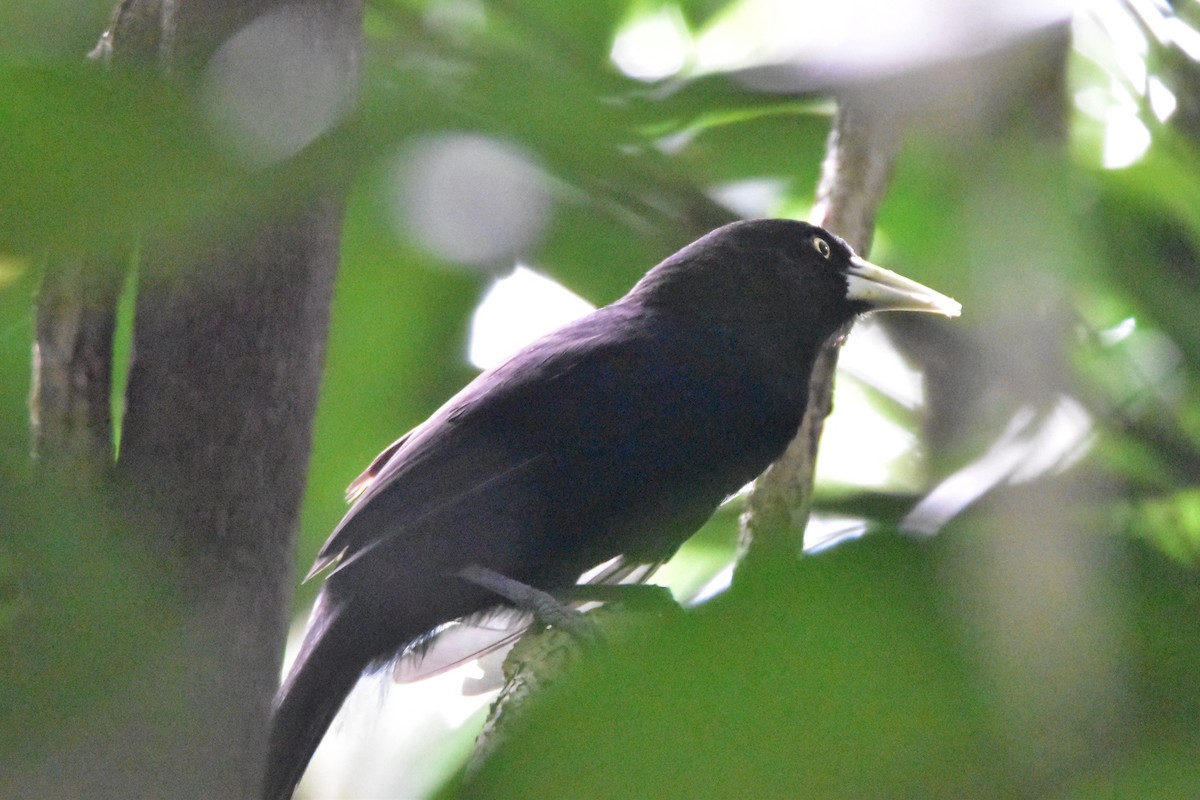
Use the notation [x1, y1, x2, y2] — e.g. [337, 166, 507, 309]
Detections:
[31, 255, 124, 476]
[739, 101, 901, 568]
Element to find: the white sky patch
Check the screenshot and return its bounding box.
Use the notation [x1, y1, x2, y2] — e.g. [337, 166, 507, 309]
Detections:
[1127, 0, 1200, 61]
[694, 0, 1072, 76]
[676, 514, 869, 605]
[1073, 86, 1113, 122]
[839, 317, 925, 409]
[708, 179, 788, 219]
[804, 515, 869, 553]
[1164, 15, 1200, 60]
[1147, 75, 1178, 121]
[1070, 0, 1200, 168]
[611, 6, 691, 81]
[1103, 106, 1152, 168]
[818, 377, 920, 490]
[1079, 0, 1149, 88]
[468, 265, 595, 370]
[814, 318, 926, 492]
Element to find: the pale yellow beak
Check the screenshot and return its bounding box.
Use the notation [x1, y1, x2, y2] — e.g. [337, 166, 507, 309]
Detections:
[846, 255, 962, 317]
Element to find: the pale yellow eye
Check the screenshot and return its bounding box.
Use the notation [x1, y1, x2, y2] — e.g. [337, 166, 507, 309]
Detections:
[812, 236, 831, 259]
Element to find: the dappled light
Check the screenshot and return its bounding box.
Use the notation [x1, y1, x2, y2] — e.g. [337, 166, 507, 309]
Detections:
[611, 6, 690, 81]
[468, 265, 594, 370]
[903, 397, 1094, 536]
[387, 133, 553, 269]
[7, 0, 1200, 798]
[694, 0, 1072, 75]
[200, 6, 357, 165]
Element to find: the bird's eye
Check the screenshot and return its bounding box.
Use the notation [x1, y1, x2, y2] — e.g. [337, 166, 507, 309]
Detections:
[812, 237, 832, 259]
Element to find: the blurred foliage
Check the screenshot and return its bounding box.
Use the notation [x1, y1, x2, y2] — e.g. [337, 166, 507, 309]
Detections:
[457, 532, 1200, 800]
[3, 0, 1200, 798]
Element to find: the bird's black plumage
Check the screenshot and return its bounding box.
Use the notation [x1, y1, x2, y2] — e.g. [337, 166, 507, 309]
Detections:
[262, 219, 959, 800]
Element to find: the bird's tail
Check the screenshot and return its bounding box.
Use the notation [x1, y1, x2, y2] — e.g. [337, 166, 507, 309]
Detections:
[261, 596, 370, 800]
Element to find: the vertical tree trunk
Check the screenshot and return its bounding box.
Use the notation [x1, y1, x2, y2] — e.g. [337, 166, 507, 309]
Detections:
[116, 199, 348, 798]
[27, 1, 363, 797]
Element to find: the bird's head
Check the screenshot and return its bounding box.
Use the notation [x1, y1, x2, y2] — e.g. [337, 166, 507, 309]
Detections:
[630, 219, 960, 341]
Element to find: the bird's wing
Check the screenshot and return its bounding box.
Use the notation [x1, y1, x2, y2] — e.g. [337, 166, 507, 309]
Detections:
[307, 301, 736, 590]
[307, 415, 549, 581]
[307, 310, 640, 582]
[343, 431, 412, 503]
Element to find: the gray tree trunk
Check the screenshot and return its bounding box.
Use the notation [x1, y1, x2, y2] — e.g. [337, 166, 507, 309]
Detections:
[26, 1, 362, 797]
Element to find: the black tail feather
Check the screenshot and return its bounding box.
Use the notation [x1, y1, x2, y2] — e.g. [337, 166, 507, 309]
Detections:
[262, 598, 370, 800]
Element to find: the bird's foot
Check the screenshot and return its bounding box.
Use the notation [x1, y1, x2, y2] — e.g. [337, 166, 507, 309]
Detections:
[458, 564, 600, 642]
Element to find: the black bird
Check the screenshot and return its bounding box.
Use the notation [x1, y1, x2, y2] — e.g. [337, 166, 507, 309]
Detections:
[263, 218, 960, 799]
